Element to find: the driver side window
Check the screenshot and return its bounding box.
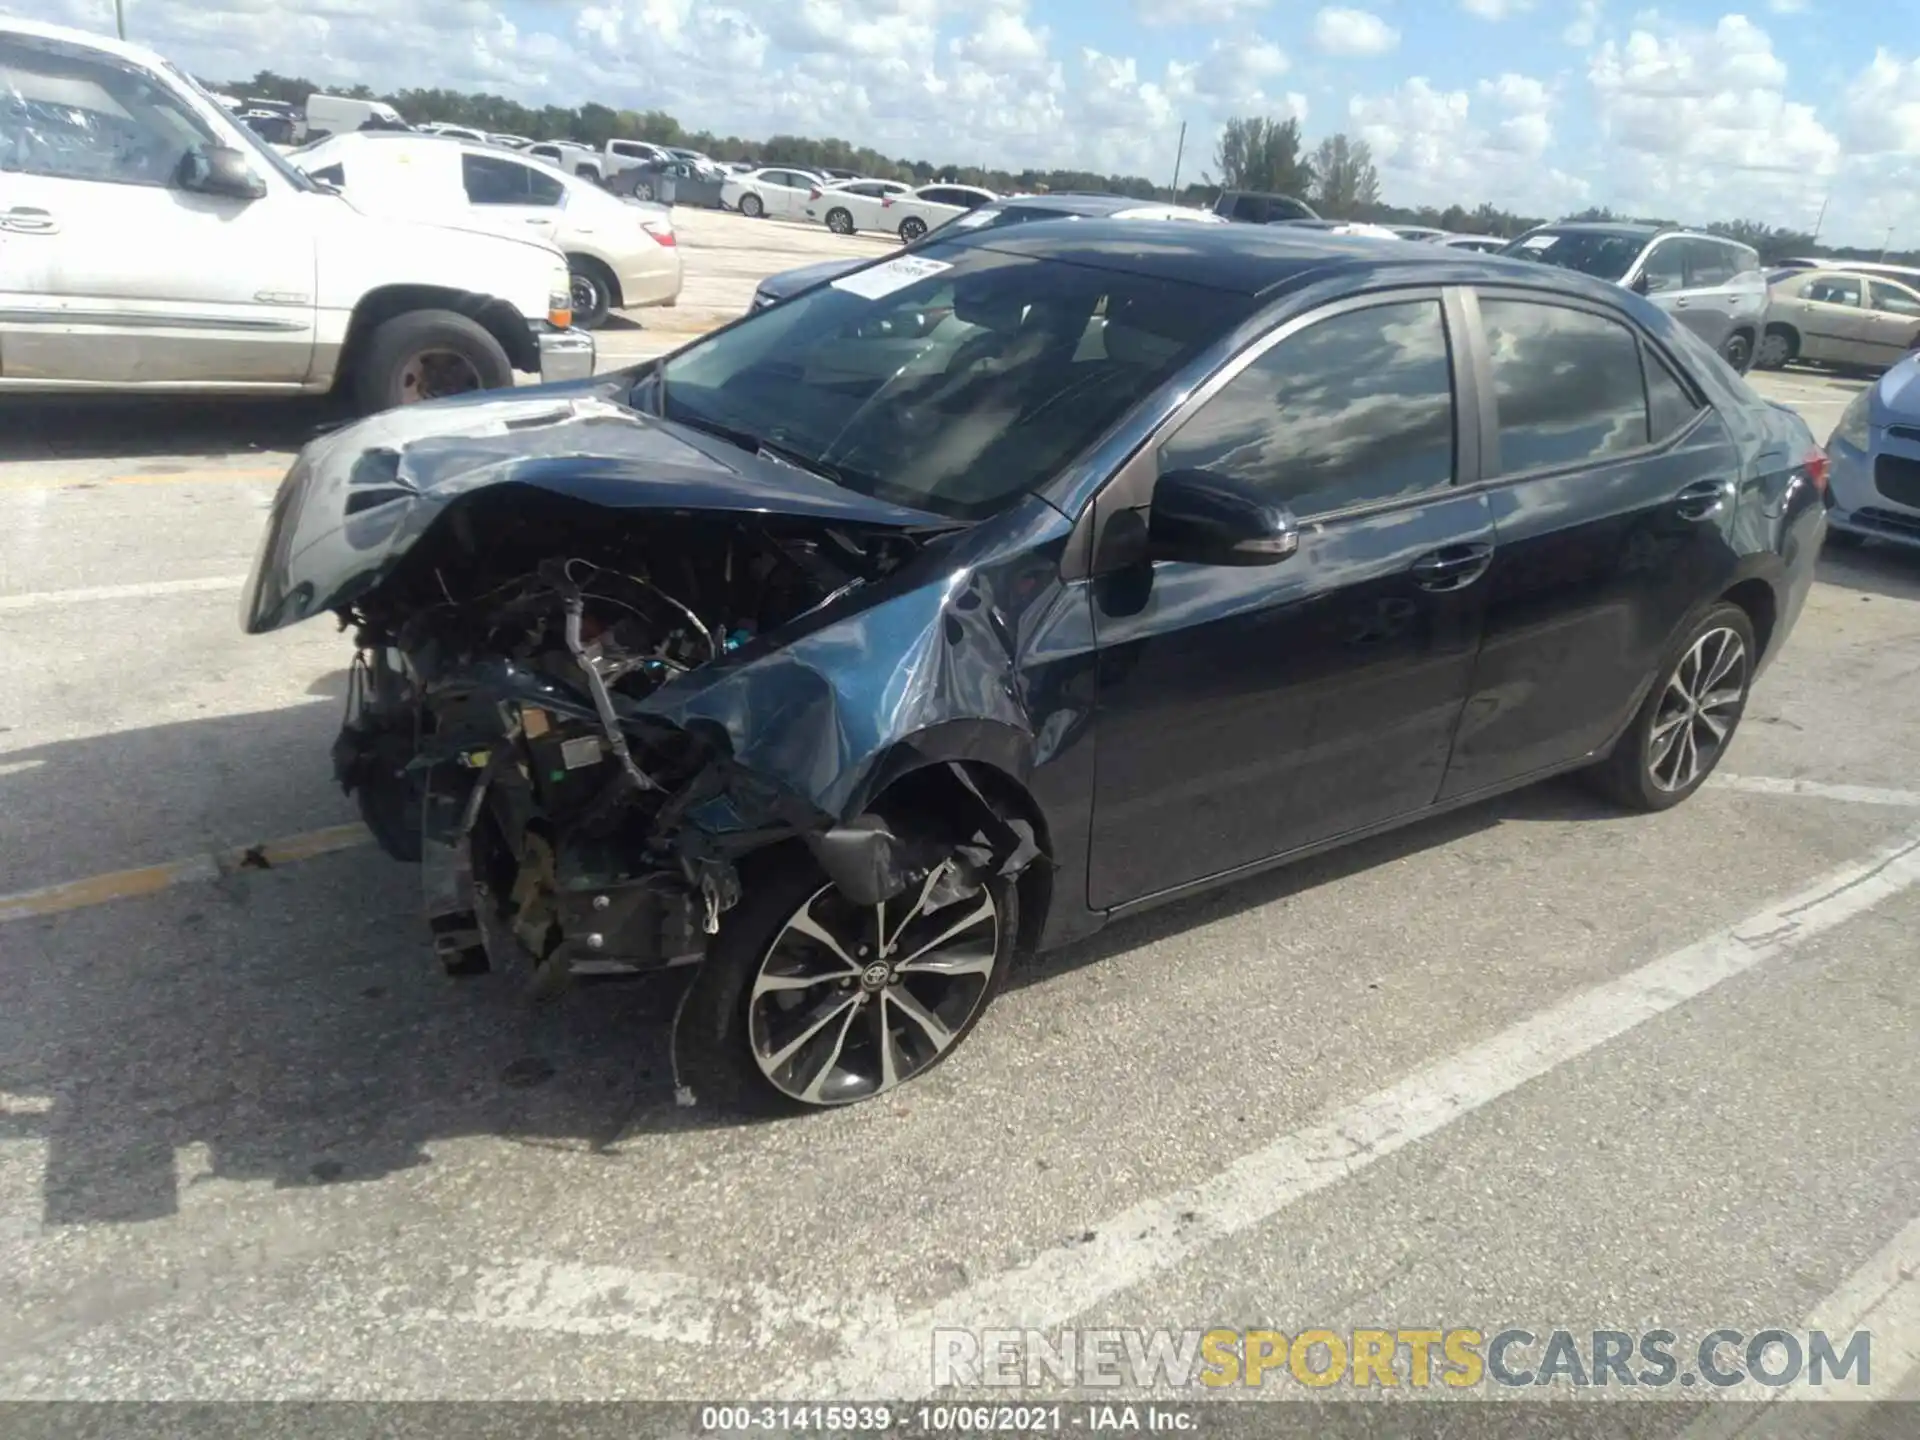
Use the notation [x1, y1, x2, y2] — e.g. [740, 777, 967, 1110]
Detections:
[0, 35, 214, 188]
[1158, 299, 1457, 520]
[1639, 240, 1687, 294]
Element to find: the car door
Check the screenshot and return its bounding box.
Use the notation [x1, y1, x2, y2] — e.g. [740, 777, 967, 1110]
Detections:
[1792, 273, 1873, 365]
[1865, 280, 1920, 366]
[1438, 291, 1741, 797]
[1087, 290, 1495, 909]
[0, 30, 317, 386]
[460, 150, 566, 242]
[1631, 236, 1731, 351]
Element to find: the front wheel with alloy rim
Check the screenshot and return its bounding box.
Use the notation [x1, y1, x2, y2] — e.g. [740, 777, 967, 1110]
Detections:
[898, 216, 927, 242]
[1585, 602, 1756, 811]
[825, 206, 854, 234]
[676, 847, 1015, 1113]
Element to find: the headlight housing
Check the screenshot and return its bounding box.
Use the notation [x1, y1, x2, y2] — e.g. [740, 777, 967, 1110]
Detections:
[1831, 387, 1872, 452]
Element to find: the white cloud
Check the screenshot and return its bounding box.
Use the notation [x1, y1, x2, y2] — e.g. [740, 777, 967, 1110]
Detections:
[1564, 0, 1601, 46]
[1461, 0, 1532, 19]
[1843, 49, 1920, 155]
[1768, 0, 1809, 13]
[1588, 13, 1840, 219]
[1312, 7, 1399, 58]
[1349, 72, 1585, 214]
[1133, 0, 1270, 26]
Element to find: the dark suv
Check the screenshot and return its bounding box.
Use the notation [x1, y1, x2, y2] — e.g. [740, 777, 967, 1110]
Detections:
[1211, 189, 1320, 225]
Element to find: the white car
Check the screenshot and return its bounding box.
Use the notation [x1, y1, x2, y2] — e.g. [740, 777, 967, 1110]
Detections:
[802, 178, 913, 234]
[292, 132, 682, 329]
[721, 167, 826, 220]
[833, 183, 999, 242]
[0, 17, 591, 411]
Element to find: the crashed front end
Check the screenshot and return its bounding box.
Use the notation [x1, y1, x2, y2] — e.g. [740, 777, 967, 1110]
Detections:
[243, 388, 1042, 1001]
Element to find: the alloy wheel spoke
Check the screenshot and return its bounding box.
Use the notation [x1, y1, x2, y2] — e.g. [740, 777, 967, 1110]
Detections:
[1698, 685, 1744, 715]
[886, 984, 955, 1055]
[1649, 722, 1685, 778]
[752, 969, 833, 999]
[1651, 708, 1690, 742]
[873, 998, 901, 1093]
[1677, 721, 1701, 789]
[785, 894, 862, 974]
[893, 895, 996, 969]
[884, 864, 949, 956]
[1696, 708, 1731, 743]
[765, 993, 860, 1073]
[1701, 633, 1745, 693]
[798, 1002, 862, 1105]
[897, 940, 996, 978]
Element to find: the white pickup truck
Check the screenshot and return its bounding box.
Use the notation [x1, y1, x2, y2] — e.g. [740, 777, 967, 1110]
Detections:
[0, 18, 594, 413]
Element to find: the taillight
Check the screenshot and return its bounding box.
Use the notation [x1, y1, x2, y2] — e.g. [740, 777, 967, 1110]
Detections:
[881, 195, 895, 208]
[808, 186, 821, 200]
[1802, 447, 1829, 494]
[642, 220, 676, 247]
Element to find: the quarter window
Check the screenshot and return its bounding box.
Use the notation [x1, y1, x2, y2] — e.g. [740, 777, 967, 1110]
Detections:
[1480, 299, 1647, 474]
[1644, 349, 1703, 443]
[1159, 299, 1455, 518]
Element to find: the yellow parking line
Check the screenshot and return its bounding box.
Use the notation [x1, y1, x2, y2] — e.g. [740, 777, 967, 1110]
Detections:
[0, 466, 286, 492]
[0, 823, 370, 924]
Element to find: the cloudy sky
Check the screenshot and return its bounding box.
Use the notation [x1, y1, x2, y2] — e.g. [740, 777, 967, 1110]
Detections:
[12, 0, 1920, 246]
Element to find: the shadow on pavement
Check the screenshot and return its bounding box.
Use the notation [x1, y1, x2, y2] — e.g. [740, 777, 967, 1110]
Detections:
[0, 692, 1617, 1229]
[0, 396, 350, 465]
[1816, 539, 1920, 600]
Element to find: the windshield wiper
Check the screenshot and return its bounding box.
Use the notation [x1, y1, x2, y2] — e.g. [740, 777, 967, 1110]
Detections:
[753, 437, 859, 491]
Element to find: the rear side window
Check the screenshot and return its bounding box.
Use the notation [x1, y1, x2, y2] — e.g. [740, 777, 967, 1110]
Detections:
[1480, 299, 1647, 474]
[462, 152, 563, 206]
[1870, 281, 1920, 317]
[1683, 238, 1736, 287]
[1644, 349, 1703, 443]
[1803, 275, 1862, 306]
[1161, 299, 1455, 518]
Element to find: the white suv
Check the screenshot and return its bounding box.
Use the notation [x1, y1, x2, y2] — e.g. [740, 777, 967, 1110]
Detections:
[0, 18, 593, 412]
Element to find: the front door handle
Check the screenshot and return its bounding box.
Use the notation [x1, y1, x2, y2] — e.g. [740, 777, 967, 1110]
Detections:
[1673, 479, 1734, 521]
[0, 207, 58, 234]
[1410, 542, 1493, 592]
[1673, 297, 1692, 308]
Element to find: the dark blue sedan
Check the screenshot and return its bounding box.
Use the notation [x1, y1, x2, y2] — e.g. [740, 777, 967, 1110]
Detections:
[246, 222, 1830, 1113]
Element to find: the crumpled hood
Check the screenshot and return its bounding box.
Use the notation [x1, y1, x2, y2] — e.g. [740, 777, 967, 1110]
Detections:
[241, 381, 955, 634]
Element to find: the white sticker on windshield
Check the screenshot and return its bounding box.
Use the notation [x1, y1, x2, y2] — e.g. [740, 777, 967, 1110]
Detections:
[831, 256, 953, 300]
[1519, 234, 1559, 251]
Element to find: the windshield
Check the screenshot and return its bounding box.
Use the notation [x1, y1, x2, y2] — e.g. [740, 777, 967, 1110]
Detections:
[1499, 228, 1647, 282]
[649, 244, 1250, 519]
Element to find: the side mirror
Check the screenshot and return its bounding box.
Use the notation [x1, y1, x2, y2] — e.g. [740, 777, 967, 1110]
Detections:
[1629, 271, 1652, 296]
[178, 145, 267, 201]
[1149, 467, 1299, 567]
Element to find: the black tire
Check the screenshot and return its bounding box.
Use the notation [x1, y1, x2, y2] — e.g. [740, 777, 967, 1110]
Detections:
[1720, 330, 1754, 374]
[567, 257, 614, 330]
[352, 309, 513, 415]
[825, 206, 854, 235]
[1755, 327, 1795, 371]
[739, 192, 764, 218]
[675, 846, 1015, 1115]
[1584, 601, 1757, 813]
[898, 216, 927, 242]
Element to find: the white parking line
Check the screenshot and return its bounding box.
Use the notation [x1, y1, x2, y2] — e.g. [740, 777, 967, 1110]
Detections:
[778, 826, 1920, 1398]
[1714, 775, 1920, 809]
[0, 576, 244, 611]
[1676, 1215, 1920, 1434]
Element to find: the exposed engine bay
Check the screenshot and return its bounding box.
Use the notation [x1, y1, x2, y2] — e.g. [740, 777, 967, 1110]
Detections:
[327, 486, 1036, 999]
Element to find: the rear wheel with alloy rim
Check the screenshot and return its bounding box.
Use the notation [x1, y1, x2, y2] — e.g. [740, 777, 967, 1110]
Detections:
[898, 216, 927, 242]
[676, 847, 1014, 1112]
[826, 206, 854, 234]
[1755, 329, 1795, 370]
[568, 259, 613, 329]
[739, 192, 764, 218]
[1585, 601, 1755, 811]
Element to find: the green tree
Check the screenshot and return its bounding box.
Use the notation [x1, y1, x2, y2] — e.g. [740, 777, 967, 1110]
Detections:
[1214, 115, 1312, 198]
[1308, 133, 1380, 218]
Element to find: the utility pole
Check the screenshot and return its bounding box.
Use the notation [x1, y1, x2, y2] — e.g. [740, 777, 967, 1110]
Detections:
[1882, 226, 1896, 262]
[1809, 189, 1829, 249]
[113, 0, 126, 38]
[1170, 121, 1186, 202]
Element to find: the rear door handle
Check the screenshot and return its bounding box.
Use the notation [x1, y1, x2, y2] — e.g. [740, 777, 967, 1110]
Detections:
[1673, 479, 1734, 521]
[0, 207, 58, 234]
[1410, 542, 1493, 592]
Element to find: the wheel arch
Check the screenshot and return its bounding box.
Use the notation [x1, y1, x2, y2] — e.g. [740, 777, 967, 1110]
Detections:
[1763, 319, 1801, 354]
[565, 251, 623, 309]
[846, 722, 1056, 957]
[337, 285, 535, 388]
[1719, 574, 1779, 662]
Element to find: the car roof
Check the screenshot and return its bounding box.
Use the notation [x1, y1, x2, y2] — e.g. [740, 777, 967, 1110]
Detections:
[940, 217, 1656, 308]
[0, 15, 163, 66]
[1527, 221, 1664, 239]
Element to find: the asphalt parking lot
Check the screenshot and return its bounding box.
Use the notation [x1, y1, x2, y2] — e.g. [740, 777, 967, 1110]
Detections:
[2, 211, 1918, 1424]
